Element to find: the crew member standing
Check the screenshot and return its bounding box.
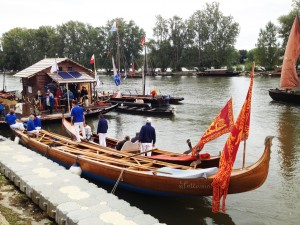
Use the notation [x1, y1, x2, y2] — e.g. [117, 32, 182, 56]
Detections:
[97, 114, 108, 147]
[139, 118, 156, 156]
[70, 101, 86, 142]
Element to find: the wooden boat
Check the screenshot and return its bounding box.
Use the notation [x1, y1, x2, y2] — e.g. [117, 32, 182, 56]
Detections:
[269, 17, 300, 104]
[116, 105, 175, 116]
[20, 103, 118, 123]
[110, 94, 171, 107]
[197, 69, 240, 77]
[11, 128, 272, 196]
[62, 117, 220, 168]
[269, 88, 300, 104]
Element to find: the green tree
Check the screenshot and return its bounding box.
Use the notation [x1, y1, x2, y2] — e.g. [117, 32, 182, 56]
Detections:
[239, 50, 248, 64]
[255, 21, 279, 70]
[168, 16, 188, 71]
[188, 2, 240, 69]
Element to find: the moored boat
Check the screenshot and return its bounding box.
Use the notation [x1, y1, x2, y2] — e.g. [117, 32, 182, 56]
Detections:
[197, 69, 240, 77]
[11, 128, 272, 197]
[62, 117, 220, 168]
[269, 16, 300, 104]
[116, 105, 175, 116]
[20, 103, 118, 123]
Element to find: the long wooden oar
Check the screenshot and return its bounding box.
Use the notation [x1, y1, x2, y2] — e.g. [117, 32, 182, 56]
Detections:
[123, 149, 156, 159]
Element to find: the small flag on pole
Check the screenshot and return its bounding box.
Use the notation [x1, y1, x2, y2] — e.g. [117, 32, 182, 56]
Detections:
[90, 54, 95, 64]
[110, 20, 117, 34]
[140, 36, 145, 46]
[50, 62, 58, 73]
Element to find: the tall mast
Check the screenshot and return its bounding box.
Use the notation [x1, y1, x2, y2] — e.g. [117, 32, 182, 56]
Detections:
[116, 18, 120, 73]
[143, 44, 147, 95]
[2, 67, 6, 92]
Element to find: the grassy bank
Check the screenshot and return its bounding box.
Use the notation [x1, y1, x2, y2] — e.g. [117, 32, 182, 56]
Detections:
[0, 173, 55, 225]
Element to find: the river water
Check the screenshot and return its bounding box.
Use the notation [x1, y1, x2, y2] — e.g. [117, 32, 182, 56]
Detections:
[0, 74, 299, 225]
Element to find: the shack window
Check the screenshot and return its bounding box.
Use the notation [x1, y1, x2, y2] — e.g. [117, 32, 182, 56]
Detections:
[67, 66, 73, 71]
[58, 67, 63, 71]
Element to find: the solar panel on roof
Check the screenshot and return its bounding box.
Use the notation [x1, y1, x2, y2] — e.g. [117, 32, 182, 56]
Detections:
[68, 71, 82, 78]
[58, 71, 73, 79]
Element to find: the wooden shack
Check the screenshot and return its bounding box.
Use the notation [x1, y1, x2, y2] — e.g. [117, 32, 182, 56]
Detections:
[14, 58, 96, 103]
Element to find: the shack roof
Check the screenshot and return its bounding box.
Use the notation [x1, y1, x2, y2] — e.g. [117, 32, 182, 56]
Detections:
[14, 58, 94, 79]
[47, 71, 95, 84]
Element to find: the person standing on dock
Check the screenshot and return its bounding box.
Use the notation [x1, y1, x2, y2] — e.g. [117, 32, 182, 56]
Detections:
[97, 114, 108, 147]
[139, 118, 156, 156]
[70, 101, 86, 143]
[15, 100, 23, 120]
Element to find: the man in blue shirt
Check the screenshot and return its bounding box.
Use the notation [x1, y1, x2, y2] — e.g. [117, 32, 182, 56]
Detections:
[33, 113, 42, 130]
[139, 118, 156, 156]
[5, 108, 25, 130]
[97, 114, 108, 147]
[70, 101, 86, 142]
[27, 114, 39, 137]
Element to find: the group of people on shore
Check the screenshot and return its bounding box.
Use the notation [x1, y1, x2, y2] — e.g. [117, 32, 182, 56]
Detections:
[34, 86, 89, 114]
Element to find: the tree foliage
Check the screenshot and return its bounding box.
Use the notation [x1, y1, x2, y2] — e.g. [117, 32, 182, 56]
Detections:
[255, 21, 280, 70]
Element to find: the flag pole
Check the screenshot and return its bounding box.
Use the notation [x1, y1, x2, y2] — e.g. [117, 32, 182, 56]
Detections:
[94, 56, 98, 102]
[66, 83, 70, 113]
[242, 139, 246, 169]
[143, 42, 146, 95]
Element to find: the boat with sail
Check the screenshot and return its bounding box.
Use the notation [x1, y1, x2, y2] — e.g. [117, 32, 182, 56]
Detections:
[269, 16, 300, 104]
[11, 128, 272, 197]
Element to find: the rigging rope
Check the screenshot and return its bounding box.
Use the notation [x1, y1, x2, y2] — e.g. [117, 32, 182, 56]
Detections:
[111, 169, 125, 194]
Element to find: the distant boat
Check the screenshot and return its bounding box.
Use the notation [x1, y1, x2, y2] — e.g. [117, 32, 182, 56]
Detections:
[197, 69, 240, 77]
[116, 105, 175, 117]
[269, 16, 300, 104]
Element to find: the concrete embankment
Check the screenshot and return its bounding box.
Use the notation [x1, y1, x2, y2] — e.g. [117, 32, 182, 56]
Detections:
[0, 135, 164, 225]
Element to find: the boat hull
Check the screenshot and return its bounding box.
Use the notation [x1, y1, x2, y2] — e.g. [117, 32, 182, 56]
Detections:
[269, 89, 300, 104]
[21, 104, 118, 123]
[12, 129, 272, 197]
[116, 106, 175, 116]
[62, 117, 219, 168]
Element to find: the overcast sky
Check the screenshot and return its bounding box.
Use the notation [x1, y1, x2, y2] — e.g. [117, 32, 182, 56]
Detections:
[0, 0, 294, 50]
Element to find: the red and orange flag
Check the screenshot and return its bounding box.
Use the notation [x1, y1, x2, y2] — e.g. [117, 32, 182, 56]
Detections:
[211, 62, 255, 213]
[192, 98, 234, 156]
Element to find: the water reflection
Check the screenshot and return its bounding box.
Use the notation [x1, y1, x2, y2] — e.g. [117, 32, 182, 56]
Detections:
[91, 180, 236, 225]
[276, 105, 299, 180]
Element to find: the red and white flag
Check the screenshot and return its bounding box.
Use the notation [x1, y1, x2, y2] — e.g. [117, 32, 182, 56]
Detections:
[140, 37, 145, 46]
[90, 54, 95, 64]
